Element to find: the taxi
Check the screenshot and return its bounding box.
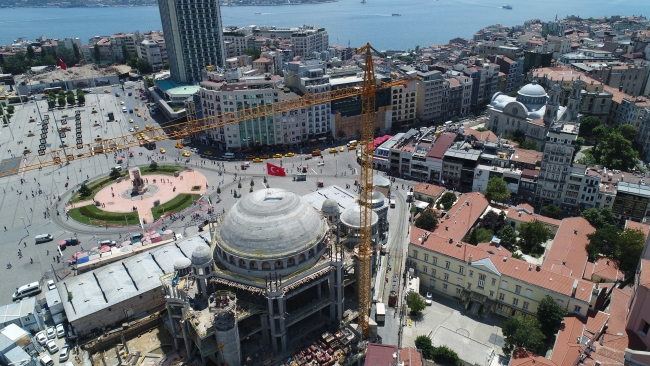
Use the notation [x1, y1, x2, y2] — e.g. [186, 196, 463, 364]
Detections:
[245, 155, 256, 160]
[339, 146, 344, 152]
[329, 148, 337, 154]
[133, 125, 139, 130]
[104, 89, 110, 93]
[348, 145, 357, 151]
[159, 148, 166, 154]
[182, 151, 191, 157]
[273, 153, 283, 159]
[260, 154, 270, 159]
[145, 125, 151, 130]
[135, 87, 139, 91]
[120, 101, 124, 105]
[204, 151, 212, 156]
[136, 135, 143, 141]
[129, 118, 133, 123]
[252, 158, 263, 163]
[134, 106, 139, 111]
[284, 152, 295, 157]
[175, 141, 183, 149]
[137, 113, 141, 117]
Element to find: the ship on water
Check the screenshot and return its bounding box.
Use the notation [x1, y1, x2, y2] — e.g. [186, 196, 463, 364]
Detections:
[392, 13, 401, 16]
[502, 4, 512, 9]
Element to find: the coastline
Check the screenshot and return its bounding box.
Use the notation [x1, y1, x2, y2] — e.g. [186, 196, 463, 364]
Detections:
[0, 0, 338, 8]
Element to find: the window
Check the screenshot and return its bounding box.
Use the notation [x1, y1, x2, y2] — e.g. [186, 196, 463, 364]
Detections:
[445, 261, 450, 269]
[424, 254, 429, 262]
[432, 269, 436, 277]
[515, 285, 521, 294]
[423, 266, 428, 273]
[457, 278, 463, 286]
[444, 273, 449, 281]
[570, 305, 583, 315]
[456, 288, 462, 296]
[525, 289, 532, 298]
[492, 278, 497, 286]
[443, 283, 448, 291]
[413, 250, 418, 259]
[501, 280, 508, 290]
[489, 291, 494, 298]
[467, 283, 472, 290]
[430, 279, 436, 288]
[642, 321, 650, 336]
[512, 298, 519, 307]
[459, 266, 464, 274]
[433, 257, 438, 265]
[523, 301, 529, 310]
[499, 293, 505, 301]
[478, 274, 486, 289]
[469, 270, 473, 278]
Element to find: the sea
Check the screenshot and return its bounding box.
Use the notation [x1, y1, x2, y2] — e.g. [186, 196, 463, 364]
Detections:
[0, 0, 647, 50]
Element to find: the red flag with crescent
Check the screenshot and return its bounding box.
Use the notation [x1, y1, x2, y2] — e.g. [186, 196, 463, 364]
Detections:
[267, 162, 286, 177]
[57, 56, 67, 70]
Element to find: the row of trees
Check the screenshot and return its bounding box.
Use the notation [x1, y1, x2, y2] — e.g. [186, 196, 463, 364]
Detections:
[1, 44, 82, 75]
[47, 89, 85, 109]
[578, 116, 639, 171]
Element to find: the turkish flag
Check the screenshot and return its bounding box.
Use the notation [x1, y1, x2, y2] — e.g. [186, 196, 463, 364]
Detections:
[57, 56, 67, 70]
[267, 162, 286, 177]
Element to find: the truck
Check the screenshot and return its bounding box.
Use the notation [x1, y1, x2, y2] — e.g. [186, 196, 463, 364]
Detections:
[375, 302, 386, 323]
[388, 275, 399, 307]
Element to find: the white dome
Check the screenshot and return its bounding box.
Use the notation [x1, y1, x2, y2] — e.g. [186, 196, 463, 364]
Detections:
[340, 205, 379, 228]
[518, 83, 547, 97]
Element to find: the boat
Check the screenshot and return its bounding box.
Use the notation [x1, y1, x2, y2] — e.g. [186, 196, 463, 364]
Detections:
[392, 13, 401, 16]
[254, 12, 261, 14]
[361, 0, 366, 3]
[502, 4, 512, 9]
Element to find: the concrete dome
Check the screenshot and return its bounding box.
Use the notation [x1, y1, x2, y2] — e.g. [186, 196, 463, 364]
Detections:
[340, 205, 379, 228]
[218, 189, 327, 260]
[518, 82, 547, 97]
[174, 257, 192, 270]
[191, 245, 212, 265]
[321, 199, 340, 216]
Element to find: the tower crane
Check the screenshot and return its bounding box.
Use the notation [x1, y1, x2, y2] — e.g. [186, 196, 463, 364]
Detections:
[2, 44, 416, 340]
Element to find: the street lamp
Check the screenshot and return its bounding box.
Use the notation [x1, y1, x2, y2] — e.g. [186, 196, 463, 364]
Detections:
[20, 217, 28, 235]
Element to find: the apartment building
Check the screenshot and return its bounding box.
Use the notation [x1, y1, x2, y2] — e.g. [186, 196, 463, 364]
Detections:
[545, 36, 572, 60]
[222, 27, 252, 58]
[442, 141, 481, 192]
[290, 26, 328, 58]
[407, 192, 597, 319]
[561, 164, 602, 210]
[585, 63, 649, 97]
[137, 33, 167, 72]
[486, 54, 524, 94]
[401, 65, 446, 123]
[454, 61, 500, 111]
[536, 123, 580, 206]
[425, 132, 457, 184]
[477, 41, 524, 61]
[446, 71, 472, 118]
[558, 49, 619, 65]
[390, 80, 417, 125]
[110, 33, 139, 61]
[158, 0, 226, 83]
[283, 60, 332, 139]
[199, 75, 290, 149]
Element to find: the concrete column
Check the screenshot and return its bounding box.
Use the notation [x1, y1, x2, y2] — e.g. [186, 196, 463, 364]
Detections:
[278, 298, 287, 352]
[267, 298, 278, 353]
[317, 279, 322, 298]
[166, 303, 179, 350]
[335, 263, 344, 321]
[181, 320, 192, 360]
[260, 314, 270, 346]
[329, 273, 336, 319]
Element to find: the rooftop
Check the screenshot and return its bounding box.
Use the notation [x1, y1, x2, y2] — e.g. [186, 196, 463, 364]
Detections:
[542, 217, 593, 279]
[413, 183, 445, 198]
[426, 132, 457, 159]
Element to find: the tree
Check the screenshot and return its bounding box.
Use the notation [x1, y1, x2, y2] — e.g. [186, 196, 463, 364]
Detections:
[76, 89, 85, 105]
[415, 335, 434, 359]
[519, 220, 551, 249]
[109, 167, 121, 180]
[616, 228, 646, 273]
[163, 62, 169, 70]
[73, 43, 81, 63]
[243, 48, 261, 60]
[26, 45, 35, 59]
[66, 93, 75, 106]
[57, 95, 66, 107]
[407, 292, 426, 316]
[581, 207, 617, 229]
[78, 183, 92, 197]
[519, 140, 538, 150]
[415, 209, 438, 231]
[501, 315, 545, 356]
[144, 77, 154, 88]
[593, 130, 638, 171]
[497, 226, 518, 251]
[617, 124, 638, 141]
[438, 192, 456, 210]
[93, 44, 101, 63]
[574, 137, 585, 156]
[136, 58, 153, 74]
[541, 204, 561, 219]
[579, 116, 601, 137]
[585, 225, 620, 260]
[432, 346, 460, 365]
[479, 210, 505, 232]
[537, 295, 567, 340]
[121, 43, 130, 63]
[465, 227, 494, 245]
[149, 161, 158, 171]
[485, 176, 510, 204]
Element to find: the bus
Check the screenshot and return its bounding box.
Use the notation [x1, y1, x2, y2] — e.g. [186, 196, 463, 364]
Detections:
[375, 302, 386, 323]
[43, 87, 62, 96]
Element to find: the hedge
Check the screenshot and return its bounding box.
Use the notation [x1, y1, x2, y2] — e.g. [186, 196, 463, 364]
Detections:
[151, 194, 200, 220]
[140, 165, 185, 176]
[68, 205, 140, 226]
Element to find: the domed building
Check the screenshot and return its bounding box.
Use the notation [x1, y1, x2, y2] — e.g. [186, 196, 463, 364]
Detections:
[485, 80, 580, 149]
[161, 189, 348, 364]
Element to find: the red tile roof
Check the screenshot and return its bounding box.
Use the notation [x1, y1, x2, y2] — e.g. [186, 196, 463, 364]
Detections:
[399, 347, 424, 366]
[542, 217, 593, 279]
[511, 349, 558, 366]
[551, 311, 610, 366]
[426, 132, 456, 159]
[413, 183, 445, 199]
[364, 343, 397, 366]
[511, 148, 542, 166]
[505, 207, 562, 227]
[589, 257, 624, 282]
[462, 128, 500, 143]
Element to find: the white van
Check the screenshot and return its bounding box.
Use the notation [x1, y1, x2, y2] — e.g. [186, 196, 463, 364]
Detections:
[443, 120, 453, 128]
[223, 152, 235, 159]
[13, 282, 42, 301]
[347, 140, 358, 147]
[114, 166, 122, 171]
[35, 234, 54, 244]
[40, 355, 54, 366]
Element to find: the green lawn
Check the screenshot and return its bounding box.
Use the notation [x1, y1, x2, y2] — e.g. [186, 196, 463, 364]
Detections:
[151, 193, 200, 220]
[68, 204, 140, 226]
[70, 171, 128, 203]
[140, 165, 185, 176]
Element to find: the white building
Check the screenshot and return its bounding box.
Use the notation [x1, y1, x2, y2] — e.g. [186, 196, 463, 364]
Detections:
[138, 35, 168, 72]
[290, 26, 329, 58]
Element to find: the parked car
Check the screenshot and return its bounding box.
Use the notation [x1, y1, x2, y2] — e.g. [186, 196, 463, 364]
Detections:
[46, 340, 58, 354]
[425, 292, 433, 306]
[56, 324, 66, 338]
[46, 327, 55, 339]
[59, 345, 70, 362]
[46, 280, 56, 291]
[35, 331, 47, 346]
[40, 355, 53, 366]
[98, 240, 117, 247]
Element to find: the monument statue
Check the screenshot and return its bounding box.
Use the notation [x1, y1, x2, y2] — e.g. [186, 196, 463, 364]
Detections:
[131, 169, 148, 195]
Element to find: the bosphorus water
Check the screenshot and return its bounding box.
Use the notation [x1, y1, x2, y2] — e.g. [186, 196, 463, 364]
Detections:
[0, 0, 647, 50]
